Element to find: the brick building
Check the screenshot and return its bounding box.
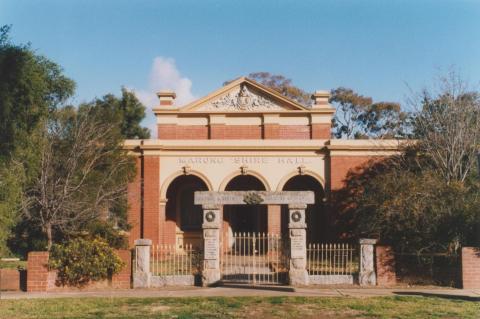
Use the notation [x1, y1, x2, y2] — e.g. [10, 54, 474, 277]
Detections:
[124, 77, 401, 249]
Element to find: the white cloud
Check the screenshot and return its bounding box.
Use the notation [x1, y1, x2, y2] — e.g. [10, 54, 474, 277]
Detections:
[133, 57, 195, 136]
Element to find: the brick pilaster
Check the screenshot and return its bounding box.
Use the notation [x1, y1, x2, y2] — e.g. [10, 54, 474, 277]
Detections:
[311, 123, 331, 139]
[127, 156, 142, 247]
[27, 251, 50, 292]
[143, 156, 160, 244]
[375, 245, 396, 286]
[267, 205, 281, 234]
[462, 247, 480, 289]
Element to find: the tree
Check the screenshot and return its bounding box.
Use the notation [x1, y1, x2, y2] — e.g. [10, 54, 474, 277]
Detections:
[410, 71, 480, 183]
[338, 153, 480, 253]
[336, 72, 480, 253]
[0, 25, 75, 254]
[21, 106, 135, 249]
[225, 72, 311, 106]
[0, 25, 75, 160]
[0, 161, 24, 256]
[330, 87, 410, 139]
[85, 87, 150, 139]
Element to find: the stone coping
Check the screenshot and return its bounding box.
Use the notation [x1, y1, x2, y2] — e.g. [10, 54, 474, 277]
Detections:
[194, 191, 314, 205]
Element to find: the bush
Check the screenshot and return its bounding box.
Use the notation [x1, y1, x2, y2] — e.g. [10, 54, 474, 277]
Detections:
[48, 237, 124, 287]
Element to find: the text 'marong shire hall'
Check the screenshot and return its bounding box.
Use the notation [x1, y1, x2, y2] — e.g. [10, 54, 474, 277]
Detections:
[124, 77, 400, 249]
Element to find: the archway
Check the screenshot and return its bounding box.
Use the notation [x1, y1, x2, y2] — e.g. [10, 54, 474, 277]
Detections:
[281, 175, 326, 243]
[165, 175, 209, 250]
[223, 175, 268, 235]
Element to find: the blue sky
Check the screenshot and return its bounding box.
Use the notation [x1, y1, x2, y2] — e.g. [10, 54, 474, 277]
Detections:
[2, 0, 480, 129]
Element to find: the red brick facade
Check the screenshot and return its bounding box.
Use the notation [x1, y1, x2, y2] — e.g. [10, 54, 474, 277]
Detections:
[311, 123, 331, 139]
[329, 156, 373, 190]
[125, 78, 400, 250]
[158, 123, 330, 140]
[462, 247, 480, 289]
[143, 156, 160, 244]
[158, 124, 209, 139]
[127, 156, 142, 247]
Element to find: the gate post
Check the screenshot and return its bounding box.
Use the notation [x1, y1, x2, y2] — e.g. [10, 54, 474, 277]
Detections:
[133, 239, 152, 288]
[202, 205, 222, 286]
[288, 204, 309, 286]
[359, 238, 377, 286]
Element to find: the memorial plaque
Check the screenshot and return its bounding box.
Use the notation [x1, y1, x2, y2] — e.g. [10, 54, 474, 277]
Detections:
[195, 191, 314, 205]
[204, 237, 219, 260]
[290, 236, 305, 259]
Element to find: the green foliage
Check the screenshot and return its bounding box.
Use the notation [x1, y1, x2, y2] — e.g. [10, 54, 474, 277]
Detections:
[336, 150, 480, 253]
[0, 25, 75, 161]
[0, 161, 24, 256]
[82, 87, 150, 139]
[0, 25, 74, 254]
[85, 220, 129, 249]
[48, 237, 124, 287]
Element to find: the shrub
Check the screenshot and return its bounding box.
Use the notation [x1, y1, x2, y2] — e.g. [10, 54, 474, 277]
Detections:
[48, 237, 124, 287]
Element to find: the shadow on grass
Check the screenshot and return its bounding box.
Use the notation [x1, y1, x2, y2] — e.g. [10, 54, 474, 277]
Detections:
[218, 283, 295, 292]
[393, 291, 480, 302]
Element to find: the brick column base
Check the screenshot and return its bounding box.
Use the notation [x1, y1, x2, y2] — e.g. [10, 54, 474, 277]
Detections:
[375, 245, 396, 286]
[462, 247, 480, 289]
[27, 251, 50, 292]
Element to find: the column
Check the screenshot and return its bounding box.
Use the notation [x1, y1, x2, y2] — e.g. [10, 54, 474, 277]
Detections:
[133, 239, 152, 288]
[359, 238, 377, 286]
[288, 204, 309, 285]
[202, 205, 222, 286]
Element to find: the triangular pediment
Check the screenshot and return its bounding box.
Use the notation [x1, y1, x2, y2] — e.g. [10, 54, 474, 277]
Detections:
[179, 77, 309, 112]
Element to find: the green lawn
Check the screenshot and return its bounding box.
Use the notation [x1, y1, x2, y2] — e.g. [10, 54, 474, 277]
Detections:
[0, 296, 478, 318]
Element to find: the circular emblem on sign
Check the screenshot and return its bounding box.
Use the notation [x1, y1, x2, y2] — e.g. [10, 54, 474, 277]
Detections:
[205, 211, 216, 222]
[291, 211, 302, 222]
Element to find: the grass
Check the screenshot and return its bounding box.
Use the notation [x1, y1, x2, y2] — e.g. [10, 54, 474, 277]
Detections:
[0, 296, 478, 318]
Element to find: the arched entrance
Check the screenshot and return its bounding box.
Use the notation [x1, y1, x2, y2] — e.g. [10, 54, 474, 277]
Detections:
[165, 175, 209, 250]
[281, 175, 326, 243]
[223, 175, 268, 234]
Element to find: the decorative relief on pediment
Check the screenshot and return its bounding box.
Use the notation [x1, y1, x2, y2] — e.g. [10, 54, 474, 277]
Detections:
[198, 84, 284, 111]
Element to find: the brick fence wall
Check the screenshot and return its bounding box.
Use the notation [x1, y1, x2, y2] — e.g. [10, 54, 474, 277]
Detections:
[0, 269, 22, 291]
[26, 249, 132, 292]
[462, 247, 480, 289]
[375, 245, 396, 287]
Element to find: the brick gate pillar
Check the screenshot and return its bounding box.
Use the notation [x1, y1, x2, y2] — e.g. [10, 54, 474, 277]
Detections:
[202, 205, 222, 286]
[288, 204, 309, 285]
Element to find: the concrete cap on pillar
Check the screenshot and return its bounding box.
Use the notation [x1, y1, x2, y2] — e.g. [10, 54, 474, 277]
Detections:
[359, 238, 378, 245]
[157, 90, 176, 106]
[134, 238, 152, 246]
[311, 90, 330, 108]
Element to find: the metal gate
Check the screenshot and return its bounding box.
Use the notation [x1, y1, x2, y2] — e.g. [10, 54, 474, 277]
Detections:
[221, 232, 289, 285]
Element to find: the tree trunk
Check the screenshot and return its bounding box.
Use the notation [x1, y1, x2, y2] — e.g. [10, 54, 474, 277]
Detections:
[45, 223, 53, 251]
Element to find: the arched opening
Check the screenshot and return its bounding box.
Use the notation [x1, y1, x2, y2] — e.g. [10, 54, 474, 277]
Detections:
[165, 175, 209, 250]
[223, 175, 268, 234]
[282, 175, 326, 243]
